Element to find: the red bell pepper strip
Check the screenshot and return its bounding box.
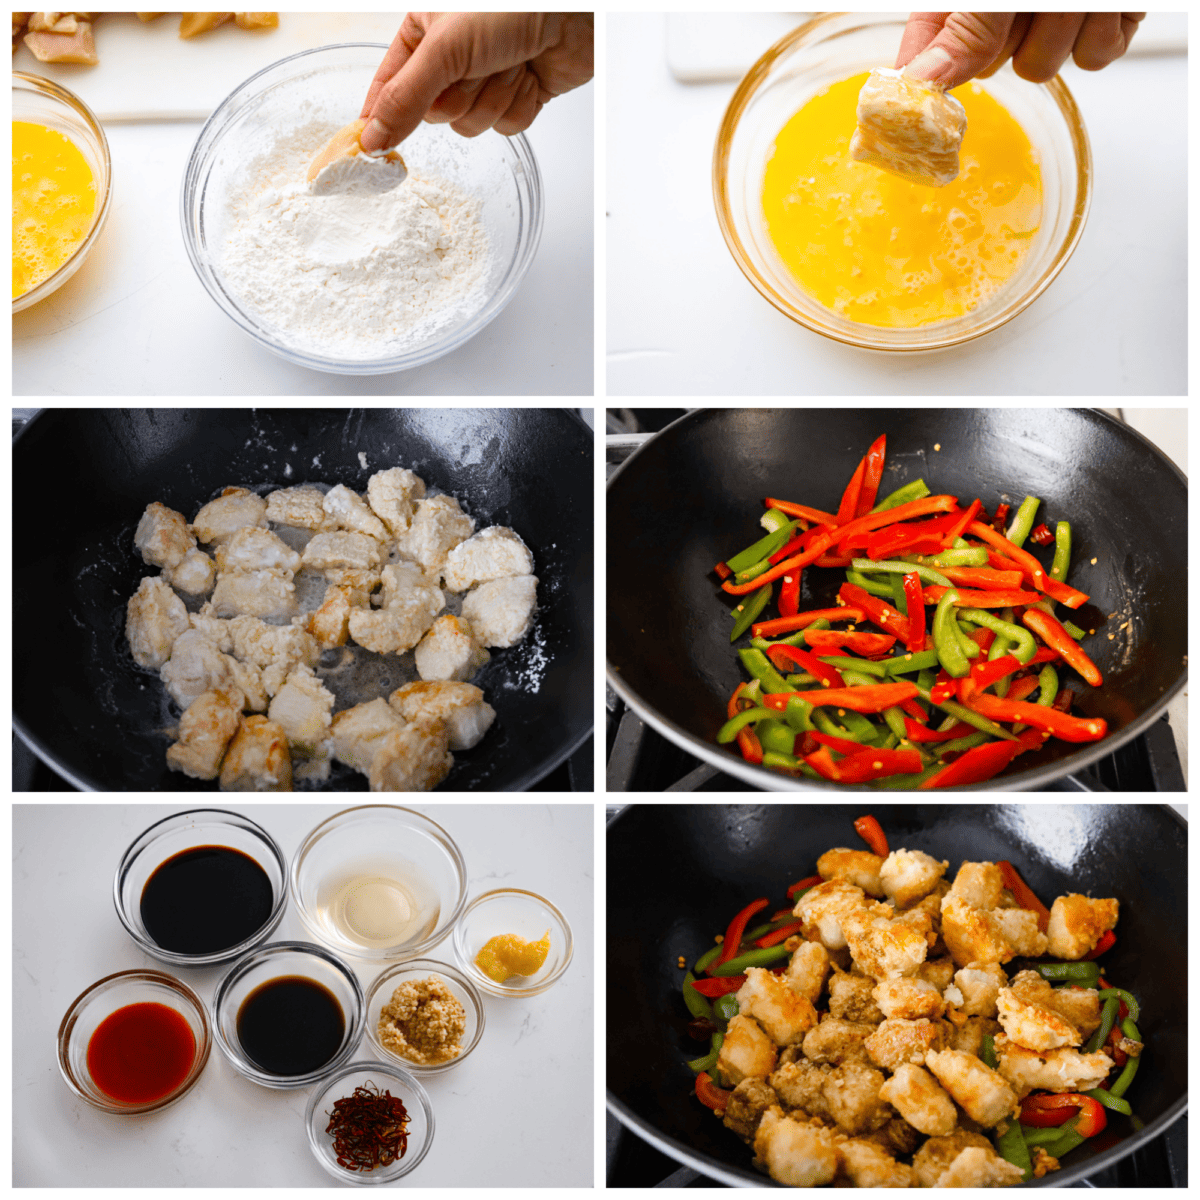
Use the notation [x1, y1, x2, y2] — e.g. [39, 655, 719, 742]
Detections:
[689, 976, 746, 998]
[1053, 688, 1076, 713]
[752, 607, 867, 638]
[899, 698, 929, 722]
[865, 512, 961, 560]
[831, 493, 959, 555]
[1085, 930, 1117, 960]
[803, 630, 896, 655]
[755, 921, 805, 948]
[836, 455, 868, 526]
[768, 644, 845, 689]
[1040, 576, 1090, 608]
[991, 502, 1011, 532]
[1023, 609, 1103, 686]
[922, 586, 1044, 608]
[967, 520, 1048, 588]
[855, 434, 888, 518]
[967, 692, 1107, 743]
[808, 747, 923, 783]
[722, 531, 837, 595]
[1004, 674, 1042, 705]
[764, 498, 839, 526]
[968, 653, 1024, 693]
[770, 524, 832, 565]
[902, 572, 926, 652]
[712, 897, 770, 971]
[1020, 1095, 1107, 1138]
[903, 717, 974, 744]
[1029, 645, 1062, 666]
[930, 668, 956, 703]
[838, 583, 910, 640]
[810, 730, 869, 755]
[1028, 522, 1055, 546]
[854, 815, 889, 857]
[695, 1071, 732, 1112]
[778, 569, 801, 618]
[762, 682, 919, 714]
[786, 874, 823, 898]
[996, 860, 1051, 931]
[943, 498, 983, 545]
[938, 566, 1025, 591]
[728, 683, 764, 765]
[919, 739, 1024, 788]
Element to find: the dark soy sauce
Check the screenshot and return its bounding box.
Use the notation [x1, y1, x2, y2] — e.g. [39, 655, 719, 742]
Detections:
[140, 845, 275, 955]
[236, 976, 346, 1076]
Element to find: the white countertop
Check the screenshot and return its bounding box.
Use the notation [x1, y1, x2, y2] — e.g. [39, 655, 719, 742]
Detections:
[13, 14, 593, 396]
[14, 802, 593, 1186]
[606, 13, 1186, 396]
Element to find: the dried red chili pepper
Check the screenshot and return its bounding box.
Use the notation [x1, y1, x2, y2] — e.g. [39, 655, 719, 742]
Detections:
[325, 1082, 411, 1171]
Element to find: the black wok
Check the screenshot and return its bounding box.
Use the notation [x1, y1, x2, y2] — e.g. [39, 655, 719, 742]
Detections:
[607, 803, 1187, 1187]
[14, 407, 593, 791]
[606, 409, 1187, 790]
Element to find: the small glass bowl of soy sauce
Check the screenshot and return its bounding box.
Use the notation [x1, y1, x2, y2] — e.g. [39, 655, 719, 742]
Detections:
[213, 941, 366, 1089]
[114, 809, 289, 968]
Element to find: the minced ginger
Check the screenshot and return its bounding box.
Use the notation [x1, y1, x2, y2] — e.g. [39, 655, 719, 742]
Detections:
[377, 975, 465, 1065]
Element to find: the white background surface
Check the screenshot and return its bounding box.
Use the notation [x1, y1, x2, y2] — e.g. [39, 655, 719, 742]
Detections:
[13, 802, 593, 1186]
[13, 13, 594, 396]
[607, 13, 1187, 396]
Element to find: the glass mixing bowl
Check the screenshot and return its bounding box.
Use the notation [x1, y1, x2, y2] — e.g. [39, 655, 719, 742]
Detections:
[13, 72, 112, 314]
[713, 13, 1091, 351]
[181, 43, 543, 374]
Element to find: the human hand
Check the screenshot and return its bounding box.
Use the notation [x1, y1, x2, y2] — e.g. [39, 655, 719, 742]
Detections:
[359, 12, 594, 151]
[898, 12, 1145, 90]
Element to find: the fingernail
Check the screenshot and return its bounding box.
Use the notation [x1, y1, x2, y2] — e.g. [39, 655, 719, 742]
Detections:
[904, 45, 953, 83]
[361, 118, 390, 151]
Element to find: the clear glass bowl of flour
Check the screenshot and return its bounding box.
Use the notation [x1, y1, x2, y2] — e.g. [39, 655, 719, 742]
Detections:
[181, 43, 544, 375]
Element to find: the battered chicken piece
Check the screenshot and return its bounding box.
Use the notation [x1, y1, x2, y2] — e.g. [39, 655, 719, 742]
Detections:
[941, 894, 1048, 967]
[863, 1117, 923, 1159]
[911, 1129, 993, 1188]
[302, 531, 383, 572]
[165, 547, 216, 596]
[166, 686, 244, 781]
[828, 972, 885, 1024]
[366, 467, 426, 538]
[915, 955, 957, 992]
[1007, 970, 1101, 1039]
[836, 1136, 915, 1187]
[948, 1015, 1003, 1058]
[932, 1145, 1025, 1188]
[348, 580, 445, 655]
[368, 719, 453, 792]
[801, 1016, 876, 1065]
[785, 940, 831, 1006]
[950, 962, 1007, 1017]
[996, 979, 1083, 1052]
[189, 609, 233, 653]
[268, 664, 334, 782]
[865, 1018, 944, 1072]
[219, 713, 293, 791]
[878, 1062, 957, 1136]
[330, 698, 406, 773]
[769, 1059, 832, 1118]
[401, 493, 475, 577]
[225, 657, 268, 712]
[816, 848, 885, 897]
[880, 848, 949, 908]
[794, 880, 871, 951]
[753, 1108, 839, 1187]
[736, 967, 818, 1047]
[945, 861, 1006, 910]
[321, 567, 381, 599]
[214, 526, 302, 574]
[135, 501, 195, 570]
[723, 1077, 778, 1142]
[924, 1048, 1018, 1126]
[126, 576, 191, 669]
[460, 574, 538, 648]
[718, 1015, 778, 1086]
[322, 484, 389, 542]
[160, 628, 235, 709]
[989, 908, 1049, 958]
[228, 614, 319, 695]
[210, 568, 298, 622]
[191, 487, 267, 545]
[822, 1061, 891, 1136]
[441, 526, 534, 593]
[264, 485, 332, 531]
[994, 1037, 1114, 1096]
[874, 976, 945, 1020]
[305, 585, 354, 649]
[841, 906, 933, 981]
[1046, 894, 1119, 960]
[389, 681, 496, 752]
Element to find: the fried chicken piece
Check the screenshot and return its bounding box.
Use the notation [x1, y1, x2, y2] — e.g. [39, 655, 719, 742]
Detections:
[932, 1145, 1024, 1187]
[946, 861, 1006, 910]
[924, 1048, 1018, 1127]
[769, 1059, 832, 1119]
[948, 1015, 1002, 1058]
[214, 526, 301, 574]
[218, 713, 292, 791]
[801, 1016, 876, 1066]
[997, 975, 1085, 1052]
[874, 976, 945, 1020]
[718, 1015, 778, 1086]
[210, 568, 297, 622]
[191, 486, 267, 544]
[166, 686, 243, 781]
[366, 467, 425, 538]
[817, 848, 885, 897]
[267, 664, 334, 782]
[388, 680, 496, 751]
[880, 847, 949, 908]
[330, 698, 405, 773]
[994, 1037, 1114, 1097]
[165, 547, 216, 596]
[911, 1128, 993, 1187]
[1046, 894, 1119, 959]
[736, 967, 818, 1047]
[441, 526, 534, 594]
[948, 962, 1008, 1017]
[322, 483, 388, 542]
[722, 1077, 777, 1143]
[823, 1061, 891, 1136]
[865, 1017, 944, 1072]
[842, 905, 933, 981]
[836, 1136, 915, 1187]
[878, 1062, 957, 1136]
[367, 719, 453, 792]
[400, 493, 474, 577]
[227, 614, 319, 694]
[753, 1108, 839, 1188]
[785, 940, 831, 1006]
[794, 879, 872, 951]
[460, 573, 538, 648]
[126, 576, 190, 669]
[828, 972, 885, 1024]
[264, 485, 331, 530]
[302, 530, 383, 572]
[135, 501, 195, 570]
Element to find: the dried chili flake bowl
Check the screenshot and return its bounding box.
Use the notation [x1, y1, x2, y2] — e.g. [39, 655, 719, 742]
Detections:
[305, 1060, 434, 1185]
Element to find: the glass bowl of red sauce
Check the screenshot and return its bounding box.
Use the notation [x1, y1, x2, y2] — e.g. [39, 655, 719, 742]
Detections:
[56, 968, 211, 1114]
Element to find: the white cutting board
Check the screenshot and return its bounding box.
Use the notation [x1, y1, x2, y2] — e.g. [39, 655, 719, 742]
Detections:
[12, 12, 406, 121]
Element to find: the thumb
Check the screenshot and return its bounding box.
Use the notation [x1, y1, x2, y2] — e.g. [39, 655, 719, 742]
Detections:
[899, 12, 1016, 89]
[362, 28, 466, 150]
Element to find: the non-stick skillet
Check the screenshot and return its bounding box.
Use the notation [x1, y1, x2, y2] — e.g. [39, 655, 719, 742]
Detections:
[13, 407, 593, 791]
[606, 409, 1187, 790]
[607, 803, 1187, 1187]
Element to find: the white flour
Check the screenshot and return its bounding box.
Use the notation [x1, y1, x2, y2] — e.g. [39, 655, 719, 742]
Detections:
[218, 117, 490, 360]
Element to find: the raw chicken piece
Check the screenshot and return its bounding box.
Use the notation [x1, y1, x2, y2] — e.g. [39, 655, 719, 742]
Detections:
[166, 687, 244, 781]
[413, 614, 490, 682]
[441, 526, 534, 593]
[268, 664, 335, 782]
[265, 486, 332, 530]
[330, 698, 406, 773]
[165, 547, 216, 596]
[401, 494, 474, 576]
[214, 526, 302, 574]
[367, 467, 425, 537]
[389, 681, 496, 751]
[302, 531, 383, 572]
[160, 629, 235, 709]
[322, 484, 388, 542]
[367, 719, 453, 792]
[191, 487, 267, 545]
[126, 576, 190, 669]
[210, 569, 298, 622]
[228, 615, 319, 695]
[134, 501, 195, 570]
[219, 714, 293, 791]
[460, 574, 538, 648]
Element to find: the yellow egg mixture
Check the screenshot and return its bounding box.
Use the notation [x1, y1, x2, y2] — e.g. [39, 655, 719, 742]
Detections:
[762, 73, 1042, 328]
[13, 120, 97, 299]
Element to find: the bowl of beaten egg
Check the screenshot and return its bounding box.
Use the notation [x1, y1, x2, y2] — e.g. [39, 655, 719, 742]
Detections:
[713, 13, 1091, 350]
[13, 73, 112, 313]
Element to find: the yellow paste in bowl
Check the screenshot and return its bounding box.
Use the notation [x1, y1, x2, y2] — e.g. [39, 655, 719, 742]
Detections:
[761, 73, 1043, 328]
[13, 120, 97, 299]
[475, 930, 550, 983]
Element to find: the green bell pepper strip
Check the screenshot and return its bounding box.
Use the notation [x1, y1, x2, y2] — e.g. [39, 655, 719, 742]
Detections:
[751, 620, 831, 652]
[694, 944, 723, 973]
[882, 706, 909, 742]
[1084, 1086, 1133, 1116]
[952, 614, 982, 660]
[933, 590, 972, 677]
[844, 569, 896, 598]
[784, 697, 816, 733]
[1005, 495, 1041, 548]
[1108, 1017, 1141, 1098]
[917, 687, 1019, 742]
[716, 706, 775, 743]
[922, 547, 990, 567]
[1100, 987, 1140, 1023]
[871, 478, 931, 513]
[712, 993, 740, 1023]
[733, 559, 771, 585]
[870, 764, 946, 789]
[1037, 664, 1059, 707]
[822, 655, 890, 679]
[738, 648, 793, 694]
[994, 1120, 1033, 1182]
[957, 607, 1037, 665]
[762, 750, 803, 771]
[710, 944, 792, 976]
[1084, 993, 1121, 1052]
[682, 972, 714, 1020]
[980, 1033, 997, 1069]
[1034, 961, 1100, 983]
[757, 719, 798, 756]
[730, 583, 774, 643]
[726, 522, 800, 574]
[838, 710, 881, 740]
[852, 557, 952, 588]
[759, 508, 794, 534]
[687, 1031, 725, 1073]
[811, 709, 866, 743]
[934, 730, 990, 757]
[891, 571, 908, 618]
[886, 650, 942, 675]
[840, 669, 882, 688]
[878, 731, 900, 750]
[1023, 1118, 1086, 1156]
[785, 673, 818, 688]
[1063, 619, 1087, 641]
[1050, 521, 1072, 581]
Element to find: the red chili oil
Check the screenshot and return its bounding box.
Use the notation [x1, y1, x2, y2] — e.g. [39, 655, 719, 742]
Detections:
[86, 1001, 197, 1104]
[237, 976, 345, 1076]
